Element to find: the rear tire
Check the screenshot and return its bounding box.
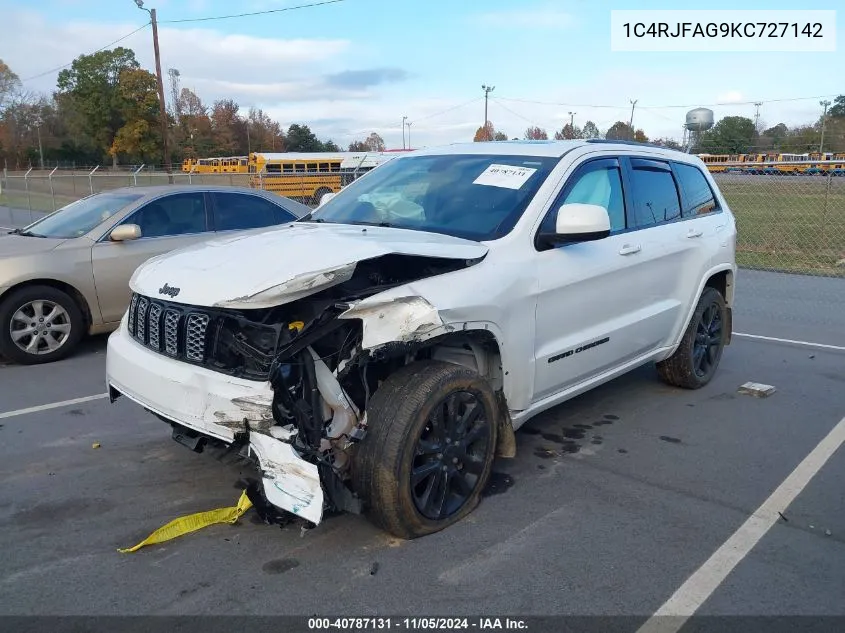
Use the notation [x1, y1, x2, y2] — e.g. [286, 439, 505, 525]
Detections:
[351, 360, 498, 539]
[0, 285, 85, 365]
[656, 287, 727, 389]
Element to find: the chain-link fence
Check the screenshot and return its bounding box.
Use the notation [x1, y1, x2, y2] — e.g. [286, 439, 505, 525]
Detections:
[712, 172, 844, 278]
[2, 166, 844, 278]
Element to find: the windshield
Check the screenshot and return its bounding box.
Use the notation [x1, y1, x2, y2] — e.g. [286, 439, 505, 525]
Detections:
[308, 153, 560, 241]
[20, 192, 144, 239]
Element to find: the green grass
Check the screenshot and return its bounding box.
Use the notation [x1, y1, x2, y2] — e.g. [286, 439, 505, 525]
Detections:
[717, 177, 845, 277]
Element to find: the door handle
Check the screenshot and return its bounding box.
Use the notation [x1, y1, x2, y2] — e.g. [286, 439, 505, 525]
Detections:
[618, 244, 641, 256]
[686, 228, 703, 238]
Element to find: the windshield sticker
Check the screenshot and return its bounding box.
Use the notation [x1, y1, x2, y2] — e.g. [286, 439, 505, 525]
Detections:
[473, 164, 538, 190]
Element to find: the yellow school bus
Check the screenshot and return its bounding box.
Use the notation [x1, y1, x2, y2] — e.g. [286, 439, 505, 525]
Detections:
[248, 151, 409, 202]
[181, 156, 249, 173]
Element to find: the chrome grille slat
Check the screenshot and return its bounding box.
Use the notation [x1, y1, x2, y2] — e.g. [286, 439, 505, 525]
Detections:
[147, 304, 162, 350]
[185, 313, 209, 362]
[135, 297, 149, 342]
[164, 310, 180, 356]
[128, 293, 138, 336]
[128, 293, 216, 368]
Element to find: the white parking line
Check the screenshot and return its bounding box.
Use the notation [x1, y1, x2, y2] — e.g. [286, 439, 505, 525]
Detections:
[0, 393, 109, 420]
[637, 415, 845, 633]
[735, 332, 845, 352]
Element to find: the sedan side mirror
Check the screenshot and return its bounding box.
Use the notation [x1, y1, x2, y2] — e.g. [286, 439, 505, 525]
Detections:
[110, 224, 142, 242]
[538, 203, 611, 249]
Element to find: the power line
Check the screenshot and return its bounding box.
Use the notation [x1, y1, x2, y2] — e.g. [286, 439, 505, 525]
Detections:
[491, 97, 537, 126]
[496, 94, 841, 111]
[411, 96, 483, 123]
[20, 23, 150, 83]
[159, 0, 346, 24]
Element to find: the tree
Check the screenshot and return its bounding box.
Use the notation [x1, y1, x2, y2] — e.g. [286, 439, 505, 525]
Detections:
[698, 116, 756, 154]
[759, 123, 789, 151]
[364, 132, 385, 151]
[524, 126, 548, 140]
[554, 123, 581, 140]
[581, 120, 601, 139]
[633, 129, 648, 143]
[348, 140, 368, 151]
[828, 95, 845, 118]
[605, 121, 633, 140]
[0, 59, 21, 115]
[56, 47, 140, 165]
[651, 137, 682, 150]
[493, 131, 508, 141]
[210, 99, 241, 155]
[175, 88, 213, 160]
[286, 123, 324, 152]
[248, 107, 284, 153]
[473, 120, 495, 142]
[109, 68, 161, 162]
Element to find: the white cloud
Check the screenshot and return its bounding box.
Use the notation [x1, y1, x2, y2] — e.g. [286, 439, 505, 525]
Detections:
[476, 6, 575, 29]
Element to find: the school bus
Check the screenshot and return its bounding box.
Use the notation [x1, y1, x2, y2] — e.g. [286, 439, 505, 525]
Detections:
[248, 151, 411, 202]
[181, 156, 249, 173]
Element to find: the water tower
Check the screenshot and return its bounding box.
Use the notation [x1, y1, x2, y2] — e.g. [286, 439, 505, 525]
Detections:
[684, 108, 714, 152]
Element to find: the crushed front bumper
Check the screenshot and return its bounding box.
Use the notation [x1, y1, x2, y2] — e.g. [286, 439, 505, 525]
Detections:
[106, 325, 325, 524]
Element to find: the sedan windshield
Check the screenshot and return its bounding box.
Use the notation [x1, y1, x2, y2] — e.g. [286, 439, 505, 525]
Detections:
[308, 153, 560, 241]
[20, 192, 144, 239]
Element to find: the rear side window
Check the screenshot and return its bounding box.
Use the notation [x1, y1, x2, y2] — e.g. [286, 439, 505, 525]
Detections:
[628, 160, 682, 228]
[674, 163, 719, 217]
[212, 193, 294, 231]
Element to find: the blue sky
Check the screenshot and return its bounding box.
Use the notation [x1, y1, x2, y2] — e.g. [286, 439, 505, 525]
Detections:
[2, 0, 842, 149]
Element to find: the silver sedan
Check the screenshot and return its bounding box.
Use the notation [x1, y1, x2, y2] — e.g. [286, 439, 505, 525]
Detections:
[0, 185, 309, 364]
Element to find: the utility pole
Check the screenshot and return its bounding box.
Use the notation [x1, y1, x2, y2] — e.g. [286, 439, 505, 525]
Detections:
[134, 1, 171, 177]
[482, 84, 495, 140]
[819, 100, 831, 154]
[628, 99, 637, 139]
[36, 123, 44, 170]
[405, 121, 412, 150]
[402, 116, 407, 149]
[753, 102, 762, 133]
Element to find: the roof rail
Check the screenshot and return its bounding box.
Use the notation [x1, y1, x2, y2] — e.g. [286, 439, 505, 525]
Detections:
[584, 139, 673, 149]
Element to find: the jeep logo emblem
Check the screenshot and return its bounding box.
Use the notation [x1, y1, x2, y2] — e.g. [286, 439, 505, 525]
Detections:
[158, 283, 180, 298]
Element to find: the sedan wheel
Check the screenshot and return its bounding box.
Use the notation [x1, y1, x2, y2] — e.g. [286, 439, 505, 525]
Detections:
[10, 300, 73, 355]
[0, 285, 85, 365]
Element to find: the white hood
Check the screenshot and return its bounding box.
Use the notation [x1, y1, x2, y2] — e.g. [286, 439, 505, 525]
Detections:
[130, 222, 488, 308]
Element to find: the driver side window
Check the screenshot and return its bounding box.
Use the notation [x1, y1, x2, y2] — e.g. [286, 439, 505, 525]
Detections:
[539, 159, 627, 234]
[122, 192, 209, 238]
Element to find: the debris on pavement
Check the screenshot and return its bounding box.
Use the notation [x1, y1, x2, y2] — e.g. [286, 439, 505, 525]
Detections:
[118, 490, 252, 553]
[91, 442, 101, 449]
[738, 382, 777, 398]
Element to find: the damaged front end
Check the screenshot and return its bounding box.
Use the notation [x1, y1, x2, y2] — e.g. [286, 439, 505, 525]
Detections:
[152, 252, 484, 527]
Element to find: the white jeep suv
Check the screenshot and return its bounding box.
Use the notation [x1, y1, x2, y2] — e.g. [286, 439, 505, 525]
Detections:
[106, 140, 737, 538]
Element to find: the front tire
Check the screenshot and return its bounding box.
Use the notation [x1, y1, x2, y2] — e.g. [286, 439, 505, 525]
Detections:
[656, 286, 727, 389]
[0, 285, 85, 365]
[351, 360, 499, 539]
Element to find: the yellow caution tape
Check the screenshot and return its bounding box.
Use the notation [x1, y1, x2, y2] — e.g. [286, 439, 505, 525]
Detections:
[289, 321, 304, 332]
[118, 490, 253, 553]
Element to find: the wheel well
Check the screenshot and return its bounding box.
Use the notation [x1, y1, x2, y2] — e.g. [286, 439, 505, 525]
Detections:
[705, 270, 733, 305]
[3, 279, 92, 329]
[381, 329, 517, 458]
